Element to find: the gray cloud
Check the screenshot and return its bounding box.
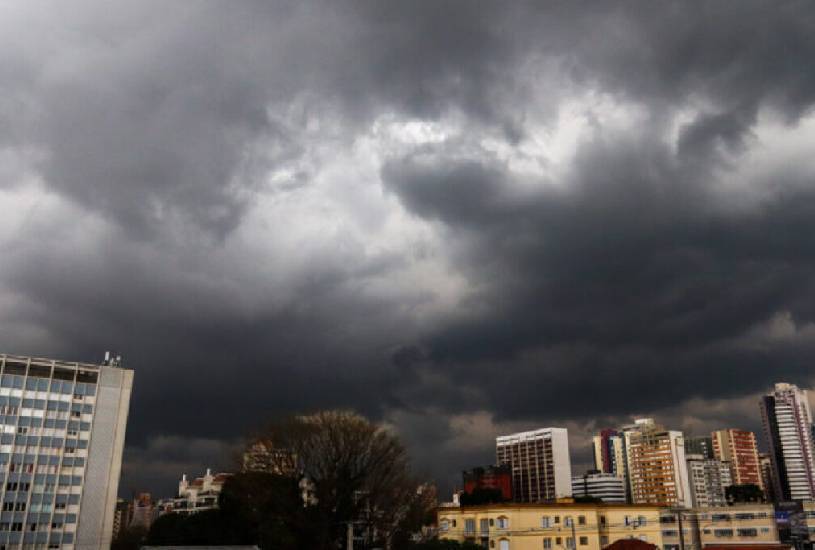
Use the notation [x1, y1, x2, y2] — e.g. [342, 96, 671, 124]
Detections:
[1, 1, 815, 497]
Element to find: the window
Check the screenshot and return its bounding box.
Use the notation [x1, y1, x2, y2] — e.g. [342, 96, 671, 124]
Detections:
[500, 540, 510, 550]
[11, 522, 21, 532]
[761, 528, 770, 533]
[661, 516, 677, 524]
[639, 536, 648, 542]
[662, 531, 679, 537]
[714, 529, 734, 538]
[556, 537, 562, 545]
[578, 516, 586, 526]
[566, 537, 575, 549]
[712, 514, 730, 522]
[542, 516, 551, 528]
[580, 537, 588, 546]
[440, 520, 449, 532]
[554, 516, 561, 524]
[637, 516, 647, 526]
[735, 513, 755, 521]
[480, 519, 490, 533]
[14, 502, 25, 512]
[452, 520, 456, 528]
[464, 518, 476, 534]
[600, 516, 606, 527]
[565, 517, 573, 527]
[601, 536, 609, 547]
[737, 529, 758, 537]
[544, 538, 552, 549]
[497, 517, 509, 529]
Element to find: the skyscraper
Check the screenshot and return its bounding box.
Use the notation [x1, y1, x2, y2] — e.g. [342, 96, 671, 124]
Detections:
[760, 383, 815, 501]
[626, 421, 692, 507]
[711, 428, 762, 490]
[0, 353, 133, 549]
[496, 428, 572, 502]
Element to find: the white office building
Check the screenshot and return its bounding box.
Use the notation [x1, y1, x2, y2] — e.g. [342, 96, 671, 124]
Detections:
[496, 428, 572, 502]
[0, 353, 133, 549]
[571, 471, 626, 503]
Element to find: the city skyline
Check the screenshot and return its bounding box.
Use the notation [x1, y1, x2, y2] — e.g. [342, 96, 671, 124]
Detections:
[2, 1, 815, 499]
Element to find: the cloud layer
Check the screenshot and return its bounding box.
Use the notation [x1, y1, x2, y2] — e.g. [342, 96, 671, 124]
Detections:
[2, 1, 815, 495]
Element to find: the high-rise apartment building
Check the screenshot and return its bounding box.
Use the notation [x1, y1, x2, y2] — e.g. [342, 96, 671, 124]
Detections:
[627, 422, 692, 507]
[0, 353, 133, 549]
[760, 383, 815, 501]
[711, 428, 762, 491]
[496, 428, 572, 502]
[686, 453, 731, 507]
[593, 429, 624, 475]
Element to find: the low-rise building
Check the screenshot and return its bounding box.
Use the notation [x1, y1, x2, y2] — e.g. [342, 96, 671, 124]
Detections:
[157, 469, 232, 516]
[658, 504, 777, 550]
[572, 472, 626, 503]
[438, 502, 781, 550]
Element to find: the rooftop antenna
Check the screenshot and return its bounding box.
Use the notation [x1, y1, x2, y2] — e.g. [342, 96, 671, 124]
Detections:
[103, 351, 122, 367]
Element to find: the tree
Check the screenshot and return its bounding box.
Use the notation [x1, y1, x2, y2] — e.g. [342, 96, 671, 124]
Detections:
[111, 525, 147, 550]
[255, 410, 433, 549]
[144, 474, 315, 550]
[726, 484, 764, 503]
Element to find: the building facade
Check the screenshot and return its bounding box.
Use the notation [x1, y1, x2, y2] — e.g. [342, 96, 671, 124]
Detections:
[571, 472, 626, 503]
[627, 423, 691, 507]
[157, 469, 232, 516]
[684, 437, 714, 460]
[463, 465, 513, 501]
[760, 383, 815, 501]
[0, 353, 133, 549]
[437, 502, 779, 550]
[686, 454, 731, 508]
[711, 428, 762, 490]
[496, 428, 572, 502]
[594, 429, 625, 476]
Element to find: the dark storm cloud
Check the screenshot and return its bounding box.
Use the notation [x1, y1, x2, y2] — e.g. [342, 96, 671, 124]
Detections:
[1, 0, 815, 495]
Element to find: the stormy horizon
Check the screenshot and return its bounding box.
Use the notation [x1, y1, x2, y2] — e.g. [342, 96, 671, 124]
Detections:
[2, 1, 815, 500]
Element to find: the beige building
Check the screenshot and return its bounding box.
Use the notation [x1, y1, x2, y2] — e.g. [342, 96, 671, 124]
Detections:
[437, 502, 779, 550]
[711, 429, 763, 490]
[627, 423, 691, 507]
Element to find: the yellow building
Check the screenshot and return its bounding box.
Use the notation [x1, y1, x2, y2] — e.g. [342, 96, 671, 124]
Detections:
[437, 502, 780, 550]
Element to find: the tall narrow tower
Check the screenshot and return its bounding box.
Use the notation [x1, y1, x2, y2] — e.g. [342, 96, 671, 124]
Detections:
[760, 382, 815, 501]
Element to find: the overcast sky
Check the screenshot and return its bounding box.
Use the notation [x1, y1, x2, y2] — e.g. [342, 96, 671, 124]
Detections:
[2, 1, 815, 497]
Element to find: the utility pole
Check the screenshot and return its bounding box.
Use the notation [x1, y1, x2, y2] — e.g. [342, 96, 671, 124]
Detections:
[677, 509, 686, 550]
[347, 521, 354, 550]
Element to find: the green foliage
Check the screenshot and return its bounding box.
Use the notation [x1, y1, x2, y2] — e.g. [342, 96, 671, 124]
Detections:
[145, 474, 317, 549]
[145, 411, 436, 550]
[111, 525, 147, 550]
